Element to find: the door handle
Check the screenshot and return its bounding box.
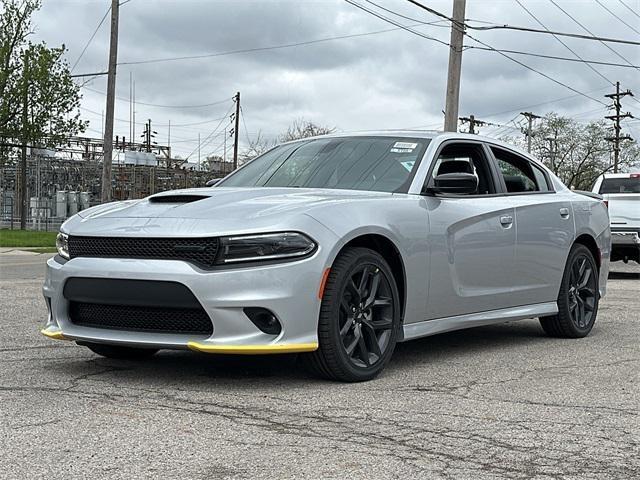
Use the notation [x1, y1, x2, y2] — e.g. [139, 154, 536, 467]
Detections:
[559, 208, 570, 218]
[500, 215, 513, 226]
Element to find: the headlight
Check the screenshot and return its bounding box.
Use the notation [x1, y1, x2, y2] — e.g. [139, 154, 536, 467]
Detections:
[56, 232, 69, 259]
[217, 232, 316, 264]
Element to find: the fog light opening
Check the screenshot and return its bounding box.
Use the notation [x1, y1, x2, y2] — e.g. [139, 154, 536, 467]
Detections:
[243, 308, 282, 335]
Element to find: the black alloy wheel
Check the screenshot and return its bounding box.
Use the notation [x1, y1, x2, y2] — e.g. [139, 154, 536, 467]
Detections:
[540, 244, 599, 338]
[567, 253, 597, 329]
[304, 247, 401, 382]
[339, 263, 394, 368]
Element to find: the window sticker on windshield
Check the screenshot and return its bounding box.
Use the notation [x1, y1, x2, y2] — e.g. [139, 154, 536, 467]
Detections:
[390, 142, 418, 153]
[400, 160, 415, 171]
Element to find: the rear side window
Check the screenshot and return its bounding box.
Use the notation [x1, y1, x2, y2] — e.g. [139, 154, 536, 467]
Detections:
[599, 177, 640, 194]
[490, 147, 551, 193]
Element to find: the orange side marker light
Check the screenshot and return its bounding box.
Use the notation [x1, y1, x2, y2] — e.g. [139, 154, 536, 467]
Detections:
[318, 268, 331, 300]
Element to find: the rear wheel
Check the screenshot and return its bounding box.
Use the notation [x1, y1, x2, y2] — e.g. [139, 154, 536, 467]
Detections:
[82, 342, 159, 360]
[540, 244, 599, 338]
[305, 247, 401, 382]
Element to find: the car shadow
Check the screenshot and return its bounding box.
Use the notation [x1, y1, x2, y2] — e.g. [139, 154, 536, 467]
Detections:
[608, 270, 640, 280]
[45, 320, 558, 386]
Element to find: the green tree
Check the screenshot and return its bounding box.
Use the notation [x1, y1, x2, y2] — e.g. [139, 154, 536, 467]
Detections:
[0, 0, 86, 156]
[504, 113, 639, 190]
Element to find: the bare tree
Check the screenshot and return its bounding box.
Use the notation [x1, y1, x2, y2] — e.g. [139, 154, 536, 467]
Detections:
[237, 119, 336, 166]
[501, 113, 639, 190]
[239, 131, 275, 165]
[279, 118, 335, 143]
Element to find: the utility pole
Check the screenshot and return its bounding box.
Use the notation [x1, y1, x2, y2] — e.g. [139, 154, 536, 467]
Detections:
[444, 0, 466, 132]
[129, 72, 132, 149]
[605, 82, 634, 173]
[459, 114, 487, 134]
[167, 119, 171, 168]
[520, 112, 542, 152]
[545, 135, 558, 172]
[232, 91, 240, 170]
[19, 50, 29, 230]
[101, 0, 119, 202]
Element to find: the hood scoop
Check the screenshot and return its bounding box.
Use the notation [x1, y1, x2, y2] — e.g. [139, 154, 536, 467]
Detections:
[148, 194, 210, 204]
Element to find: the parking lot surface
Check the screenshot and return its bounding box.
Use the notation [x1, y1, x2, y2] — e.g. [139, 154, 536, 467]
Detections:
[0, 254, 638, 479]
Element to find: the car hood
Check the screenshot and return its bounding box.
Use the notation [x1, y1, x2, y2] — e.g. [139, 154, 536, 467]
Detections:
[66, 187, 391, 236]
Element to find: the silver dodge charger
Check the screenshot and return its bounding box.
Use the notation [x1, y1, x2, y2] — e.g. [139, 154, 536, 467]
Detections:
[43, 132, 610, 381]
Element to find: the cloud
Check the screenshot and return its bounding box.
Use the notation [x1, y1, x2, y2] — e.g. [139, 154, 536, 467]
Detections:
[31, 0, 640, 152]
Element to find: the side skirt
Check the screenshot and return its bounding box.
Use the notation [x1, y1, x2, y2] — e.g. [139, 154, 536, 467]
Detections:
[401, 302, 558, 342]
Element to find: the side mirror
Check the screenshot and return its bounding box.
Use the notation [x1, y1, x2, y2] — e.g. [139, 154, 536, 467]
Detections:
[206, 178, 221, 187]
[426, 172, 478, 195]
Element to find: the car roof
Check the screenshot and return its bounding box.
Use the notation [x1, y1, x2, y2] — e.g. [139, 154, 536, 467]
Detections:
[600, 172, 640, 178]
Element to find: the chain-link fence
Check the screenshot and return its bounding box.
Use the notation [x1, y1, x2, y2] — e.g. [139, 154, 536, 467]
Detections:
[1, 155, 218, 231]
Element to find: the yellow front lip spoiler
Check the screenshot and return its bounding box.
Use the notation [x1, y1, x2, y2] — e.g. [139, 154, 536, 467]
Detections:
[187, 341, 318, 355]
[40, 327, 70, 341]
[39, 327, 317, 354]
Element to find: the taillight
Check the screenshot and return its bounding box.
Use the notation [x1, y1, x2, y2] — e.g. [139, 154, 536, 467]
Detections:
[630, 173, 640, 179]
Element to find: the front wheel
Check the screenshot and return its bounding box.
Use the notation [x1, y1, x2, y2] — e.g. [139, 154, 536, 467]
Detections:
[304, 247, 401, 382]
[540, 244, 599, 338]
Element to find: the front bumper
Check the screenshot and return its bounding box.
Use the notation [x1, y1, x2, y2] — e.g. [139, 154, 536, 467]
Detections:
[41, 245, 332, 353]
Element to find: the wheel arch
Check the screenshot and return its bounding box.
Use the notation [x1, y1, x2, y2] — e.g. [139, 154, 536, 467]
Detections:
[573, 233, 601, 270]
[332, 233, 407, 321]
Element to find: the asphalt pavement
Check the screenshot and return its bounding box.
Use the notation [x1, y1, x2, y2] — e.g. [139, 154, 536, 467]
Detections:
[0, 253, 638, 479]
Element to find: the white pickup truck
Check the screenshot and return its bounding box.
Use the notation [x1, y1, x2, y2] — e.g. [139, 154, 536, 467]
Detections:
[592, 172, 640, 264]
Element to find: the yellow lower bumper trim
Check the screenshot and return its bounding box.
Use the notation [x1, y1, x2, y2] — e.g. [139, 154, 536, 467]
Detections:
[40, 327, 70, 341]
[187, 341, 318, 355]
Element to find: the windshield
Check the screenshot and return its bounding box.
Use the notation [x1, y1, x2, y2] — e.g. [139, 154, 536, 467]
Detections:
[218, 136, 430, 193]
[599, 177, 640, 194]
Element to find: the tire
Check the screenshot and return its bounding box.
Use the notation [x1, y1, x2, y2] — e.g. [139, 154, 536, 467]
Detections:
[304, 247, 401, 382]
[82, 342, 159, 360]
[540, 244, 599, 338]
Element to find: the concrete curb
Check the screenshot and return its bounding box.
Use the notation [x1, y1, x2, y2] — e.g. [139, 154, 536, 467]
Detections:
[0, 247, 51, 255]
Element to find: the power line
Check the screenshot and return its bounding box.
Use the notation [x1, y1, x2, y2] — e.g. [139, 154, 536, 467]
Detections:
[185, 104, 234, 160]
[514, 0, 612, 87]
[404, 0, 640, 46]
[401, 0, 607, 106]
[547, 0, 640, 72]
[468, 48, 638, 69]
[466, 33, 607, 106]
[80, 6, 636, 70]
[117, 22, 448, 66]
[594, 0, 640, 36]
[71, 5, 111, 72]
[240, 106, 252, 147]
[366, 0, 637, 68]
[82, 85, 232, 109]
[617, 0, 640, 20]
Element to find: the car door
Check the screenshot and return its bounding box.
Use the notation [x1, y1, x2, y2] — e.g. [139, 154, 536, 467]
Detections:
[423, 141, 517, 320]
[488, 145, 575, 306]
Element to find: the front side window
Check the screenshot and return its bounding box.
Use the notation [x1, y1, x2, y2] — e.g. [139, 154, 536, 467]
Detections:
[218, 136, 430, 193]
[428, 143, 496, 195]
[491, 147, 550, 193]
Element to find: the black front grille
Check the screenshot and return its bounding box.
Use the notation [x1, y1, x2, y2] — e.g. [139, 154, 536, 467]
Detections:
[69, 302, 213, 335]
[68, 236, 219, 268]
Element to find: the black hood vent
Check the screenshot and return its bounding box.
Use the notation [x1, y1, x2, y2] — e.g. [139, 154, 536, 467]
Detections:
[148, 194, 209, 203]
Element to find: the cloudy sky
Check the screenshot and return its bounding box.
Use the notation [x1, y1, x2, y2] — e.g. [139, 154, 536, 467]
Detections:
[31, 0, 640, 160]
